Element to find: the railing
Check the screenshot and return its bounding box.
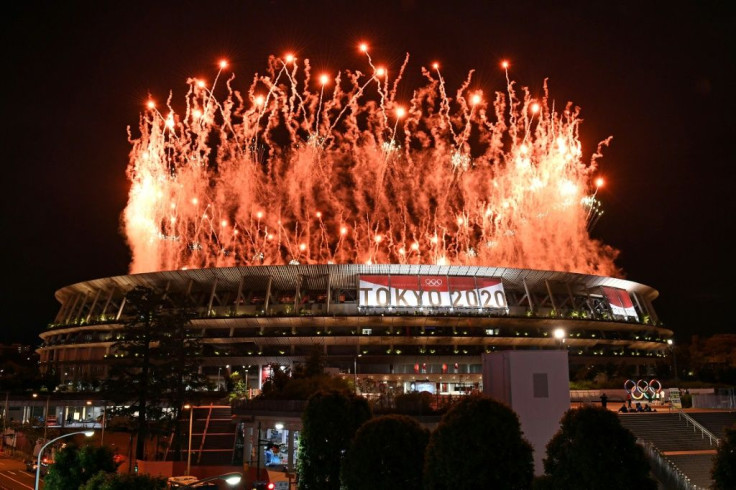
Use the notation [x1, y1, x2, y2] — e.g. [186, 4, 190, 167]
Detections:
[677, 410, 721, 446]
[196, 405, 213, 465]
[692, 393, 736, 409]
[638, 439, 706, 490]
[231, 399, 307, 413]
[48, 303, 664, 329]
[570, 390, 604, 404]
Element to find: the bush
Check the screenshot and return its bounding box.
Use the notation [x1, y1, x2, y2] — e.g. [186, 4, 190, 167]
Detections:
[81, 471, 167, 490]
[297, 390, 372, 490]
[341, 414, 430, 490]
[424, 394, 533, 489]
[712, 425, 736, 489]
[543, 406, 656, 490]
[44, 445, 119, 490]
[394, 391, 433, 414]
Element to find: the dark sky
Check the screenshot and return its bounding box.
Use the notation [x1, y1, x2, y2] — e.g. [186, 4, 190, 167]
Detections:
[1, 0, 734, 346]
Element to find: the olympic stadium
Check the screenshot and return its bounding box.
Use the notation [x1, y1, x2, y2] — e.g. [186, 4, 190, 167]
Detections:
[37, 264, 672, 394]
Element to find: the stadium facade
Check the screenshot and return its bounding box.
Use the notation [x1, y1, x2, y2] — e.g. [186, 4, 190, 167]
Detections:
[37, 264, 672, 394]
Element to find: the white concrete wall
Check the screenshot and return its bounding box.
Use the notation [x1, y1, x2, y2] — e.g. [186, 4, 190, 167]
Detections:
[482, 351, 570, 475]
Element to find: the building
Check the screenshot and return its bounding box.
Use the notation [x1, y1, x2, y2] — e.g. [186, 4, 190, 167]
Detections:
[37, 264, 672, 394]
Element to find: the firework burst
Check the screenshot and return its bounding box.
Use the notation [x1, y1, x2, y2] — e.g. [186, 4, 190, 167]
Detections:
[123, 48, 618, 276]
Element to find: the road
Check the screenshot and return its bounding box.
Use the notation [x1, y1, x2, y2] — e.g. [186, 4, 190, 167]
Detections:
[0, 454, 36, 490]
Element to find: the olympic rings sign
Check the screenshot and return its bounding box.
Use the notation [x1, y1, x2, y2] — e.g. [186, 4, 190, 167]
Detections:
[423, 278, 444, 287]
[624, 379, 662, 400]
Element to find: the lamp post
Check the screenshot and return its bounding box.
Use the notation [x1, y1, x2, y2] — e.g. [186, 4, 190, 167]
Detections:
[100, 402, 107, 447]
[254, 422, 277, 486]
[217, 367, 222, 391]
[183, 404, 195, 476]
[32, 393, 51, 441]
[353, 355, 362, 394]
[667, 339, 678, 382]
[553, 328, 566, 348]
[35, 430, 94, 490]
[181, 472, 242, 488]
[244, 365, 249, 398]
[2, 391, 8, 452]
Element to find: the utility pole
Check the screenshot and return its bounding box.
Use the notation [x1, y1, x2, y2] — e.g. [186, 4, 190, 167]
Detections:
[667, 339, 678, 382]
[100, 402, 107, 447]
[43, 395, 50, 441]
[2, 391, 8, 452]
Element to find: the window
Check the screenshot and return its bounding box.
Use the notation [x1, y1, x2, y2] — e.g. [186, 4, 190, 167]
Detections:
[533, 373, 549, 398]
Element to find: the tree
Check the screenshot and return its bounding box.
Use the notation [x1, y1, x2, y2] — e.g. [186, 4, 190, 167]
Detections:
[43, 444, 119, 490]
[81, 472, 167, 490]
[102, 286, 206, 460]
[341, 414, 429, 490]
[293, 344, 326, 378]
[543, 405, 656, 490]
[424, 394, 533, 490]
[258, 350, 352, 400]
[712, 425, 736, 489]
[297, 390, 372, 490]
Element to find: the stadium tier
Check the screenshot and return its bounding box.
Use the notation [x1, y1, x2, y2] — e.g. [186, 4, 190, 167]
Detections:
[37, 264, 672, 393]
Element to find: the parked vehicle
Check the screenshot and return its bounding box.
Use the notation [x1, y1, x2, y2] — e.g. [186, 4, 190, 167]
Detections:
[25, 456, 53, 476]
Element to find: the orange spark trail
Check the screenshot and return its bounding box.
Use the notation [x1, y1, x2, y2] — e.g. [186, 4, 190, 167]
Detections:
[123, 53, 618, 276]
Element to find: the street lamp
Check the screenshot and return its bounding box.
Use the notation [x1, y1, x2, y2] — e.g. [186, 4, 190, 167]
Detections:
[34, 430, 94, 490]
[100, 402, 107, 447]
[667, 339, 679, 382]
[181, 472, 242, 488]
[2, 391, 8, 452]
[87, 400, 108, 446]
[183, 404, 195, 476]
[354, 356, 358, 394]
[553, 328, 566, 348]
[243, 365, 251, 398]
[32, 393, 51, 441]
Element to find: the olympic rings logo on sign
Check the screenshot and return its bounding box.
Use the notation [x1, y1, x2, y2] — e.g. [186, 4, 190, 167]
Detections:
[624, 379, 662, 400]
[424, 278, 443, 287]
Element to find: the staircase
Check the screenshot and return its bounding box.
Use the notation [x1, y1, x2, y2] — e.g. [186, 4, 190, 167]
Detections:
[167, 404, 240, 466]
[619, 411, 722, 489]
[688, 411, 736, 437]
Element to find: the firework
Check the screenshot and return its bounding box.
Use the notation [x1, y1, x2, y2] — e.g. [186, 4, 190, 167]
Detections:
[123, 47, 618, 276]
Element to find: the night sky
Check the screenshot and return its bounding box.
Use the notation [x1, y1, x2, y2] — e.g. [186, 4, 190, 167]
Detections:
[2, 0, 734, 346]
